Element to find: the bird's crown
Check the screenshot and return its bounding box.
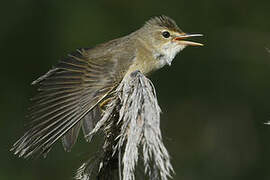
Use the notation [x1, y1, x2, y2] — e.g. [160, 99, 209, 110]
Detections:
[145, 15, 183, 33]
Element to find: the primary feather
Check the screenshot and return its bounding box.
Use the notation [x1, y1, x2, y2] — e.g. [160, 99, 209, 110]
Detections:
[11, 36, 135, 158]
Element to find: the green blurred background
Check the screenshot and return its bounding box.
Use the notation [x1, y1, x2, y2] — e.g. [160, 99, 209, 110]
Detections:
[2, 0, 270, 179]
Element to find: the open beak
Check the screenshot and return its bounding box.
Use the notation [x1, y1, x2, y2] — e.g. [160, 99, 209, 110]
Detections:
[173, 33, 203, 46]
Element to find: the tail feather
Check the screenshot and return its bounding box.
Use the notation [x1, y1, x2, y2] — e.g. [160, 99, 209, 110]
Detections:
[82, 106, 102, 142]
[61, 121, 82, 152]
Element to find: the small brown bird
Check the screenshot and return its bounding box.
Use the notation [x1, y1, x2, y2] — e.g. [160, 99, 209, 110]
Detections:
[11, 15, 203, 158]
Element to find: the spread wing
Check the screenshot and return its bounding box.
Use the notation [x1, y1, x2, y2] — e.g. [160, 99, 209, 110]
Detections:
[11, 48, 132, 158]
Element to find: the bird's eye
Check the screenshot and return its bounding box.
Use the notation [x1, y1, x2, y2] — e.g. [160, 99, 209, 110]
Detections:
[162, 31, 170, 38]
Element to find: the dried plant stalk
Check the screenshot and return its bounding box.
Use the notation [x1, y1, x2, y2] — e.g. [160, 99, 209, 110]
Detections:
[75, 70, 174, 180]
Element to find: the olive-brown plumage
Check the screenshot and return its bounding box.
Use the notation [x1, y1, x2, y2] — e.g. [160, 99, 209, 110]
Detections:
[11, 15, 203, 158]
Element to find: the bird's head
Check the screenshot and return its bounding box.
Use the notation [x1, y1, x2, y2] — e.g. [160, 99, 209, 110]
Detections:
[139, 15, 203, 66]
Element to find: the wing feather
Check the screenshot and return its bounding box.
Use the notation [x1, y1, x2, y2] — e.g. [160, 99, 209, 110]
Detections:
[11, 48, 126, 158]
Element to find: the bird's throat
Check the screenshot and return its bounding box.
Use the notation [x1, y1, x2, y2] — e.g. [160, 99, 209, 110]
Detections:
[153, 44, 184, 68]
